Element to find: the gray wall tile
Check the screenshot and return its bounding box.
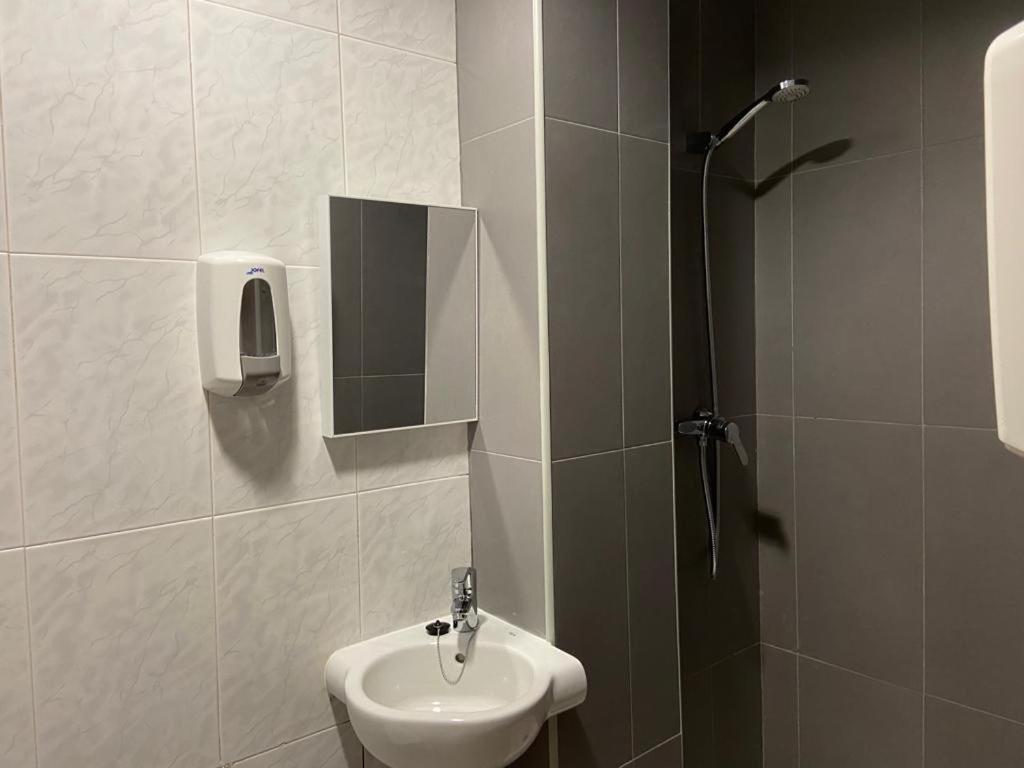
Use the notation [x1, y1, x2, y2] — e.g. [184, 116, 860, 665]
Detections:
[712, 645, 763, 768]
[799, 658, 923, 768]
[360, 200, 427, 376]
[681, 666, 715, 767]
[670, 169, 711, 415]
[756, 416, 797, 649]
[793, 153, 922, 423]
[761, 647, 799, 768]
[361, 375, 425, 431]
[621, 136, 672, 447]
[552, 451, 630, 768]
[754, 0, 793, 180]
[545, 119, 623, 459]
[709, 175, 756, 418]
[676, 418, 761, 679]
[701, 0, 756, 179]
[625, 443, 680, 753]
[925, 427, 1024, 723]
[923, 137, 995, 428]
[792, 0, 920, 166]
[925, 696, 1024, 768]
[669, 0, 700, 173]
[633, 736, 681, 768]
[674, 436, 718, 677]
[923, 0, 1024, 146]
[754, 175, 793, 415]
[512, 722, 550, 768]
[796, 418, 923, 689]
[619, 0, 669, 142]
[456, 0, 535, 142]
[709, 416, 761, 657]
[542, 0, 618, 130]
[461, 119, 543, 460]
[469, 451, 546, 636]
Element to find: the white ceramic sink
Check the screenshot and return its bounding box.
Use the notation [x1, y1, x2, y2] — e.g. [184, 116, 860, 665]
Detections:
[324, 612, 586, 768]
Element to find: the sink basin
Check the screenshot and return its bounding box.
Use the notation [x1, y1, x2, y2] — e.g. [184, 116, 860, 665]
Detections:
[324, 612, 586, 768]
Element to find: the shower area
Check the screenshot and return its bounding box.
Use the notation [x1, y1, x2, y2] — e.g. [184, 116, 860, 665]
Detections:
[666, 0, 1024, 765]
[487, 0, 1024, 764]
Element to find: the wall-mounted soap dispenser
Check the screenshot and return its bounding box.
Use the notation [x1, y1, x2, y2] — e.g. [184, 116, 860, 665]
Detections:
[197, 251, 292, 397]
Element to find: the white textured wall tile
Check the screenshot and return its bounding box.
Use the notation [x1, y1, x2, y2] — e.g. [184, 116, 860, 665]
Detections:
[356, 422, 468, 490]
[339, 0, 456, 60]
[0, 551, 35, 768]
[236, 723, 363, 767]
[27, 520, 218, 768]
[211, 267, 356, 512]
[213, 0, 339, 31]
[0, 0, 198, 259]
[0, 256, 21, 548]
[13, 256, 210, 544]
[341, 39, 460, 206]
[192, 1, 345, 266]
[358, 475, 470, 636]
[216, 495, 360, 760]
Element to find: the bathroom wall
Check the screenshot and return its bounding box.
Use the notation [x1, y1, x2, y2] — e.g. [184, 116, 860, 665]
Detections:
[540, 2, 679, 767]
[754, 0, 1024, 764]
[0, 2, 471, 767]
[669, 0, 764, 765]
[457, 0, 549, 641]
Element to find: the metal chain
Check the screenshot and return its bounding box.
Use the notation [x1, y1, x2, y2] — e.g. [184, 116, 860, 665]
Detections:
[436, 632, 467, 685]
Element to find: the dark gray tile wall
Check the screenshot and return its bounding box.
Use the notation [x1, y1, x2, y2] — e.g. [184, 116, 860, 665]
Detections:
[761, 647, 798, 768]
[925, 696, 1024, 767]
[542, 2, 676, 765]
[670, 0, 762, 763]
[552, 452, 631, 768]
[545, 118, 623, 461]
[621, 137, 672, 447]
[625, 444, 680, 754]
[799, 657, 923, 767]
[541, 0, 618, 131]
[754, 0, 1024, 761]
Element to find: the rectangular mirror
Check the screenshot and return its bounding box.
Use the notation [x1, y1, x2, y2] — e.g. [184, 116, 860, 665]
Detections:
[318, 196, 478, 436]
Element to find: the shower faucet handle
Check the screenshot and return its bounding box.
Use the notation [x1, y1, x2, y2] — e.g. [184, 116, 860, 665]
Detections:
[721, 420, 748, 467]
[676, 412, 748, 467]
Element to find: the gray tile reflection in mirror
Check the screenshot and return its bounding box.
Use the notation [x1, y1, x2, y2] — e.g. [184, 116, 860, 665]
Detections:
[320, 196, 478, 437]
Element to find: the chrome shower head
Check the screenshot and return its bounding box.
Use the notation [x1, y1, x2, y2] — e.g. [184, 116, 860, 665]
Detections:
[712, 77, 811, 146]
[769, 78, 811, 103]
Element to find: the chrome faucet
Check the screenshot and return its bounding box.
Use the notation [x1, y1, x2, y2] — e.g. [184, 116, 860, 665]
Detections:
[450, 566, 479, 633]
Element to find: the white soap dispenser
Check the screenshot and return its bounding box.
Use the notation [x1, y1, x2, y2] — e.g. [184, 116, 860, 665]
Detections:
[197, 251, 292, 397]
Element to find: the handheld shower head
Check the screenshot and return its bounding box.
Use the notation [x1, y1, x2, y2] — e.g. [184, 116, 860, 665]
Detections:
[713, 77, 810, 146]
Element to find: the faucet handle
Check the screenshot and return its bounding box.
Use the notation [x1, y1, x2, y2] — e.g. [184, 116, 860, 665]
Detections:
[451, 566, 475, 590]
[722, 420, 748, 466]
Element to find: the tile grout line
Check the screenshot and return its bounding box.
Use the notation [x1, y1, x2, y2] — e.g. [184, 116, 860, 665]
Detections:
[460, 115, 535, 149]
[551, 439, 673, 464]
[545, 115, 668, 146]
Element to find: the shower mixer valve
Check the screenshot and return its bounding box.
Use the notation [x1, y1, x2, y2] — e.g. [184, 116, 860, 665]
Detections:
[676, 410, 748, 467]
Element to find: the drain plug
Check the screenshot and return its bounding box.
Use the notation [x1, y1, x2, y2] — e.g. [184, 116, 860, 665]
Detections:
[455, 653, 466, 664]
